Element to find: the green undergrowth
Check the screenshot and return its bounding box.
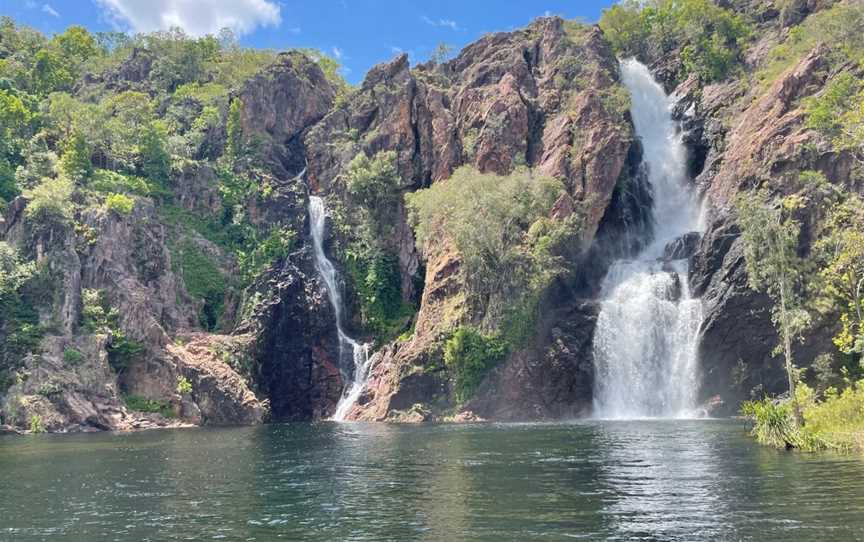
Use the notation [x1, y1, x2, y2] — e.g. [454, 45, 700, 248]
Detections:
[124, 395, 175, 418]
[742, 380, 864, 453]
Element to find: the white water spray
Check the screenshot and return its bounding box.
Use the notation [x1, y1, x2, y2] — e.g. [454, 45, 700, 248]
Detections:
[591, 59, 704, 419]
[308, 195, 372, 421]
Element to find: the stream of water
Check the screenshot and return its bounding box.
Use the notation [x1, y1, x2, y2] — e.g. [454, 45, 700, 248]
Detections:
[592, 59, 704, 419]
[307, 195, 371, 421]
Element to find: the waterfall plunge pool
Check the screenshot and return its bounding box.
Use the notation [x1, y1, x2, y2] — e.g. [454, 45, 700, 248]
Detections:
[3, 420, 864, 541]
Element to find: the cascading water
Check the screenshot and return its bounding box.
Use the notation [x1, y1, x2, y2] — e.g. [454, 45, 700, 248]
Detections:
[591, 59, 704, 419]
[308, 195, 372, 421]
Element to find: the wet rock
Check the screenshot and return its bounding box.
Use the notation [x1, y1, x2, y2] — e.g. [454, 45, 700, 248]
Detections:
[663, 232, 701, 261]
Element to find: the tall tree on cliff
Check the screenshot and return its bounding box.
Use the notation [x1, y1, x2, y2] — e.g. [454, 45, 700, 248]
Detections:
[736, 189, 810, 424]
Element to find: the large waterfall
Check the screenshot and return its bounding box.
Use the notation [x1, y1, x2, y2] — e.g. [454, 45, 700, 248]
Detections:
[591, 59, 704, 419]
[308, 196, 371, 421]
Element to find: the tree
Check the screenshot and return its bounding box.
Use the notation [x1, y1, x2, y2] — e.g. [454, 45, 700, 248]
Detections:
[139, 120, 171, 185]
[226, 97, 244, 159]
[59, 129, 93, 180]
[814, 194, 864, 356]
[598, 0, 647, 57]
[430, 42, 454, 64]
[737, 189, 810, 423]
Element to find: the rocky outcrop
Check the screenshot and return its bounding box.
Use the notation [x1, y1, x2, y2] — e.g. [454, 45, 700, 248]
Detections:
[305, 17, 635, 421]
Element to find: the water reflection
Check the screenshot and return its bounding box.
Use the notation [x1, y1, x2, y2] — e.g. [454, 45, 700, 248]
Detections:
[2, 421, 864, 541]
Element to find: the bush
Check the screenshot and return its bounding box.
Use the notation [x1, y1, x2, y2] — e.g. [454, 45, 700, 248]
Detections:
[28, 414, 46, 433]
[89, 169, 152, 196]
[598, 0, 751, 82]
[444, 327, 510, 403]
[0, 242, 42, 390]
[345, 248, 414, 341]
[346, 150, 400, 208]
[104, 193, 135, 215]
[176, 375, 192, 395]
[23, 175, 74, 224]
[124, 395, 175, 417]
[172, 239, 227, 330]
[107, 330, 144, 373]
[758, 3, 864, 86]
[62, 347, 83, 365]
[406, 166, 571, 328]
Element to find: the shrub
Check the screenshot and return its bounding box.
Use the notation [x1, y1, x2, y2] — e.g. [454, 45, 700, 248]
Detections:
[406, 166, 571, 328]
[598, 0, 751, 83]
[124, 395, 175, 417]
[345, 248, 414, 341]
[104, 193, 135, 215]
[62, 347, 83, 365]
[89, 169, 152, 196]
[444, 327, 510, 403]
[346, 150, 400, 209]
[23, 175, 74, 224]
[28, 414, 46, 433]
[172, 239, 227, 330]
[107, 330, 144, 373]
[176, 375, 192, 395]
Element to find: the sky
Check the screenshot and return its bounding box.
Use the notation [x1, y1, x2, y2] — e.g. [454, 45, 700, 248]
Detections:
[2, 0, 618, 84]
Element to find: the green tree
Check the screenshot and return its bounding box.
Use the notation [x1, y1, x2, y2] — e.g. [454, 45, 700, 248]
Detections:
[814, 194, 864, 355]
[226, 97, 244, 159]
[59, 129, 93, 180]
[737, 189, 810, 423]
[140, 120, 171, 184]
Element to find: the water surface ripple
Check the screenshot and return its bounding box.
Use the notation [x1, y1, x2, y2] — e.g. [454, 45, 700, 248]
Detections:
[2, 421, 863, 541]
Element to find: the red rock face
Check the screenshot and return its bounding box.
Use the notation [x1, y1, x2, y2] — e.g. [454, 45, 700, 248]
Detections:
[300, 17, 635, 421]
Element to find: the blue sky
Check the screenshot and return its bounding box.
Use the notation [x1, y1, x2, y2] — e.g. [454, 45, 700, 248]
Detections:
[3, 0, 617, 84]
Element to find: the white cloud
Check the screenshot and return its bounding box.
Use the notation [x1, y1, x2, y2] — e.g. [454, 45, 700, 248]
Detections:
[42, 4, 60, 17]
[94, 0, 282, 37]
[421, 15, 462, 31]
[331, 46, 343, 60]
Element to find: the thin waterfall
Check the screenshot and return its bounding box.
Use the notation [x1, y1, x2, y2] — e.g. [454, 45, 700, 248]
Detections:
[591, 59, 704, 419]
[307, 195, 371, 421]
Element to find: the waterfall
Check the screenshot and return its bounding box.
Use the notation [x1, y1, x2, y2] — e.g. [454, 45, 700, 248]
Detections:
[308, 195, 371, 421]
[591, 59, 704, 419]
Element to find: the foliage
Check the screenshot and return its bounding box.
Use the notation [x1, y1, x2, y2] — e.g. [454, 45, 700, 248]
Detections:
[172, 239, 227, 330]
[407, 166, 576, 329]
[430, 42, 455, 64]
[80, 288, 144, 372]
[741, 399, 800, 449]
[737, 189, 810, 421]
[58, 129, 93, 181]
[23, 176, 74, 225]
[0, 241, 42, 390]
[124, 395, 175, 417]
[104, 193, 135, 216]
[226, 97, 244, 159]
[238, 226, 295, 283]
[176, 375, 193, 395]
[88, 169, 152, 197]
[804, 72, 864, 162]
[62, 347, 84, 365]
[813, 194, 864, 356]
[345, 249, 414, 341]
[759, 3, 864, 86]
[743, 380, 864, 452]
[444, 327, 510, 403]
[598, 0, 751, 82]
[346, 151, 400, 209]
[28, 414, 46, 433]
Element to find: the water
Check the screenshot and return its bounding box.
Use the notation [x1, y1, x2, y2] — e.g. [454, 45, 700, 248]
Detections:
[3, 421, 864, 541]
[592, 59, 704, 419]
[307, 195, 371, 421]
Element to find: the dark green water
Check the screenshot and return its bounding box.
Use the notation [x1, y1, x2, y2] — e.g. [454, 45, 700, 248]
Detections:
[2, 420, 864, 541]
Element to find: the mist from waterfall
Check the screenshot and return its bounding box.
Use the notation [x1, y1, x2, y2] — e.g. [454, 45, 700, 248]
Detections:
[308, 195, 371, 421]
[591, 59, 704, 419]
